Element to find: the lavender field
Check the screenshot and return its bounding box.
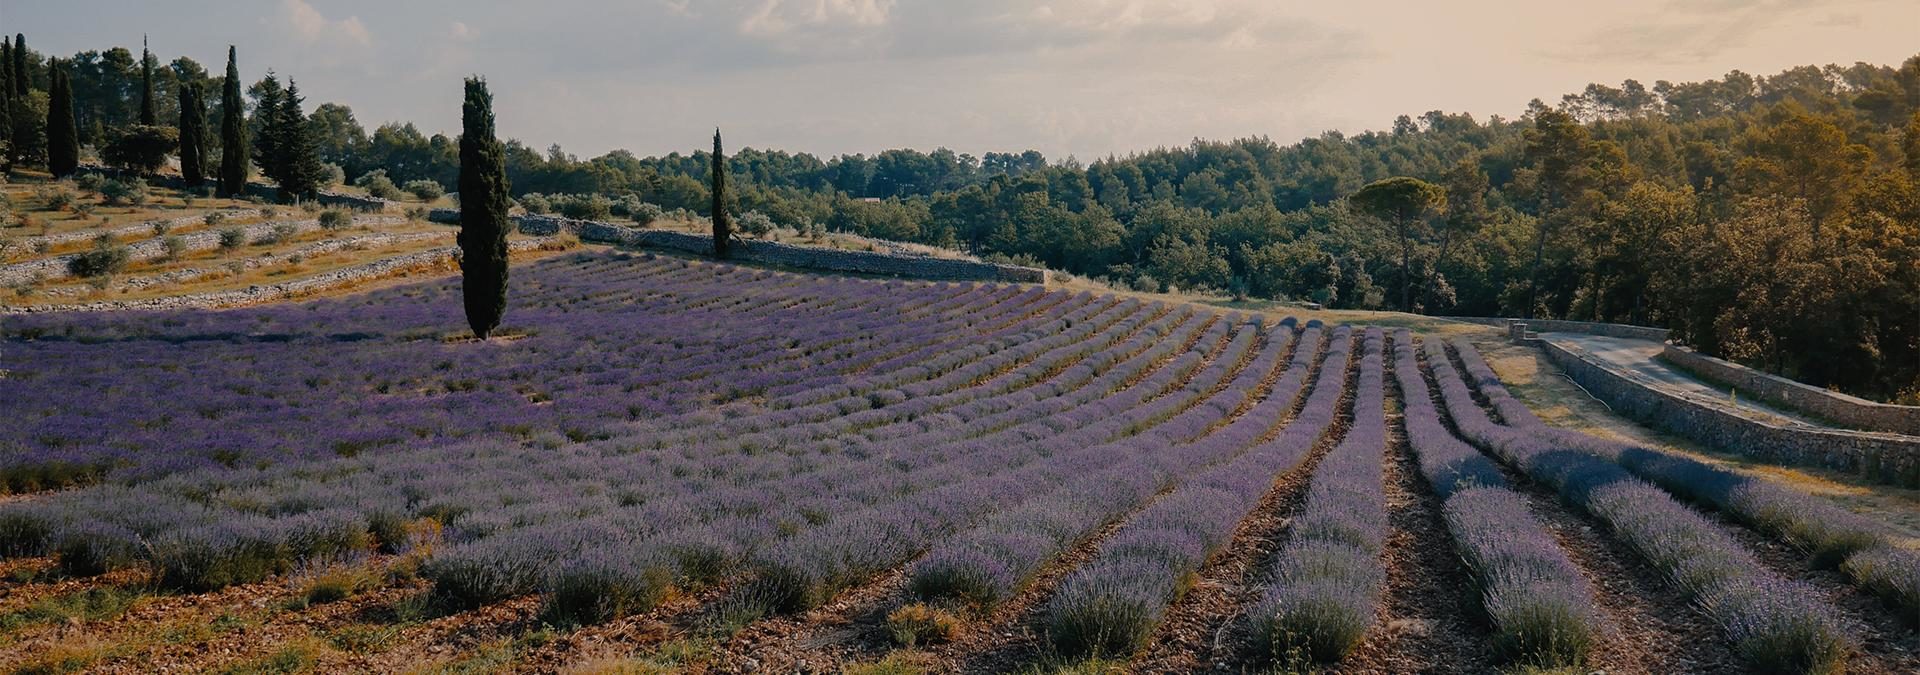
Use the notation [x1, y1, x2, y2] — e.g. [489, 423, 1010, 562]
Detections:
[0, 251, 1915, 673]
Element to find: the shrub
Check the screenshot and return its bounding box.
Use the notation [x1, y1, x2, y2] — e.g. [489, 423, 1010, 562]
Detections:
[100, 178, 150, 206]
[53, 523, 142, 576]
[258, 223, 299, 245]
[74, 202, 97, 218]
[162, 236, 188, 260]
[886, 603, 961, 646]
[218, 227, 247, 250]
[403, 206, 430, 222]
[318, 208, 352, 231]
[353, 170, 404, 201]
[151, 522, 295, 592]
[1841, 545, 1920, 623]
[629, 201, 663, 226]
[320, 163, 346, 188]
[518, 193, 551, 215]
[101, 125, 179, 175]
[75, 173, 106, 192]
[556, 194, 613, 221]
[67, 238, 131, 278]
[738, 210, 775, 236]
[402, 179, 445, 201]
[40, 185, 77, 211]
[204, 211, 227, 227]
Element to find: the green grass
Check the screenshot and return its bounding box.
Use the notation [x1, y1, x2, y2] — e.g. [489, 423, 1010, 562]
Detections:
[0, 586, 154, 635]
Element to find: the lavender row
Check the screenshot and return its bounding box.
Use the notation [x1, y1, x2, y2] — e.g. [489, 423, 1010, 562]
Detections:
[1426, 339, 1849, 673]
[1043, 325, 1357, 658]
[1389, 330, 1598, 668]
[907, 322, 1316, 608]
[1250, 327, 1387, 665]
[1450, 339, 1920, 623]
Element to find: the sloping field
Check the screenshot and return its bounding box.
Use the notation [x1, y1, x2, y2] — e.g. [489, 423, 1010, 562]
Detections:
[0, 252, 1915, 673]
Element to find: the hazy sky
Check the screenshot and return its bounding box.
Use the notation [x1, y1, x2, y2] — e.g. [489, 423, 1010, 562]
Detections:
[7, 1, 1917, 160]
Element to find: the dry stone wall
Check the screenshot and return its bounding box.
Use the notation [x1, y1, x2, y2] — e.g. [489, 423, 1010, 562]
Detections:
[1660, 343, 1920, 436]
[489, 212, 1044, 283]
[1454, 316, 1671, 341]
[1541, 338, 1920, 486]
[3, 238, 553, 314]
[0, 215, 406, 286]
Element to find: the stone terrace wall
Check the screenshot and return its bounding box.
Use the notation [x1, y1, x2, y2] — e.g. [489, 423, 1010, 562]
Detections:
[1661, 344, 1920, 436]
[451, 211, 1047, 284]
[74, 165, 394, 211]
[1541, 338, 1920, 486]
[1455, 316, 1671, 341]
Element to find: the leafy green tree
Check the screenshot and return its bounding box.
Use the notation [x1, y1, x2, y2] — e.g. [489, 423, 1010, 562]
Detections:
[102, 125, 178, 176]
[711, 128, 732, 258]
[1521, 108, 1595, 318]
[218, 46, 247, 197]
[457, 76, 510, 340]
[249, 74, 284, 184]
[45, 58, 76, 177]
[178, 81, 207, 186]
[1350, 176, 1446, 312]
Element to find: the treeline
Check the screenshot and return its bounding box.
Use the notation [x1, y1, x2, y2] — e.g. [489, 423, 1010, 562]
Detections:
[7, 35, 1919, 400]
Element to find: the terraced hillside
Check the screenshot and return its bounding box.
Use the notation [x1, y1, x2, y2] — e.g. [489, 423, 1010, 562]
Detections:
[0, 252, 1915, 673]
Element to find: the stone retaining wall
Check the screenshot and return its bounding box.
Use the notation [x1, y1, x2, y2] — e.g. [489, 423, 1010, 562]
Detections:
[73, 165, 394, 211]
[1660, 344, 1920, 436]
[432, 210, 1045, 284]
[1540, 338, 1920, 486]
[1453, 316, 1671, 341]
[15, 209, 263, 249]
[3, 238, 554, 314]
[0, 215, 406, 286]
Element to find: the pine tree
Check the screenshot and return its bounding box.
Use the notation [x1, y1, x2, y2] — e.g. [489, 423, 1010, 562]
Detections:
[138, 36, 156, 126]
[179, 81, 206, 186]
[711, 128, 732, 259]
[274, 80, 324, 200]
[250, 74, 283, 185]
[458, 76, 510, 340]
[45, 59, 76, 177]
[218, 46, 248, 197]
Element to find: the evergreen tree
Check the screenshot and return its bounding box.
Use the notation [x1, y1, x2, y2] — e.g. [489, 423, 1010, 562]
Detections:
[274, 80, 324, 200]
[9, 33, 27, 168]
[11, 34, 23, 97]
[250, 74, 283, 184]
[0, 39, 13, 170]
[711, 128, 732, 258]
[458, 76, 510, 340]
[46, 59, 76, 177]
[218, 46, 248, 197]
[138, 37, 155, 126]
[178, 81, 206, 186]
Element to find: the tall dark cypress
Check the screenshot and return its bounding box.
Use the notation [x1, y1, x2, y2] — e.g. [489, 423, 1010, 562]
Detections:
[218, 46, 247, 197]
[138, 37, 156, 126]
[178, 81, 206, 186]
[45, 59, 76, 177]
[12, 34, 25, 97]
[457, 77, 510, 340]
[710, 128, 732, 259]
[0, 39, 12, 169]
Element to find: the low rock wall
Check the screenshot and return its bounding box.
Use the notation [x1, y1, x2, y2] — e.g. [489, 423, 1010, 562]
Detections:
[1660, 344, 1920, 436]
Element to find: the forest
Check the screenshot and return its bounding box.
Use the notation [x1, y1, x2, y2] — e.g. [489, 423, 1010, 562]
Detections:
[8, 40, 1920, 401]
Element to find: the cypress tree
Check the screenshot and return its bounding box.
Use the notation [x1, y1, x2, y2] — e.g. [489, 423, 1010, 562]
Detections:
[275, 80, 324, 201]
[0, 39, 12, 170]
[218, 46, 248, 197]
[11, 34, 24, 97]
[138, 37, 155, 126]
[457, 77, 509, 340]
[178, 81, 206, 186]
[711, 128, 731, 259]
[45, 59, 76, 177]
[250, 75, 284, 185]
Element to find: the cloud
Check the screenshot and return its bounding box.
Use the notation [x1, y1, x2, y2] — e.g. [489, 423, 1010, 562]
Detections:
[449, 21, 473, 41]
[281, 0, 371, 48]
[1556, 0, 1841, 63]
